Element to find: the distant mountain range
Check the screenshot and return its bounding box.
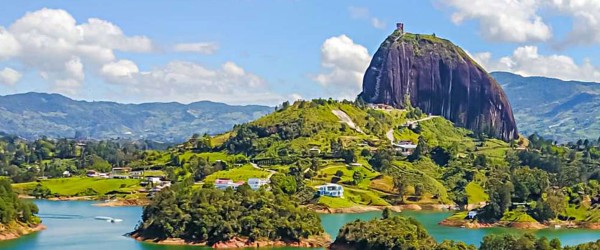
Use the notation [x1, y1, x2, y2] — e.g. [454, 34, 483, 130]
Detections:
[0, 93, 271, 142]
[492, 72, 600, 142]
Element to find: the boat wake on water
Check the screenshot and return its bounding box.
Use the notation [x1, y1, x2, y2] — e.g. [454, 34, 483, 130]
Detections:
[37, 214, 85, 220]
[94, 216, 123, 223]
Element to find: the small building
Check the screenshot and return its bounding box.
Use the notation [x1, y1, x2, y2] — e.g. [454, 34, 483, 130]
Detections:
[130, 170, 144, 179]
[86, 170, 98, 177]
[98, 173, 110, 178]
[111, 167, 132, 175]
[316, 183, 344, 198]
[147, 177, 162, 184]
[62, 171, 71, 177]
[112, 175, 129, 179]
[309, 147, 321, 156]
[396, 22, 404, 34]
[247, 178, 269, 190]
[467, 211, 478, 219]
[393, 141, 417, 156]
[215, 179, 244, 190]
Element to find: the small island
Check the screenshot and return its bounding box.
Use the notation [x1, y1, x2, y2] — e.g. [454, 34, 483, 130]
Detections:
[130, 182, 330, 248]
[0, 179, 44, 241]
[330, 209, 600, 250]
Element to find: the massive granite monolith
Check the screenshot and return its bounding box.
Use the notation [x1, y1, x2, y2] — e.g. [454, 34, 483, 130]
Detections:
[359, 31, 518, 141]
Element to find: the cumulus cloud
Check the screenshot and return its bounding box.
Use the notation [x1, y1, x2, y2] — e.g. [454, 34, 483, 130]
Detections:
[440, 0, 552, 43]
[0, 28, 20, 60]
[0, 67, 21, 85]
[99, 60, 282, 104]
[312, 35, 370, 100]
[101, 60, 139, 83]
[0, 8, 153, 94]
[348, 6, 386, 30]
[474, 46, 600, 82]
[550, 0, 600, 46]
[173, 42, 219, 54]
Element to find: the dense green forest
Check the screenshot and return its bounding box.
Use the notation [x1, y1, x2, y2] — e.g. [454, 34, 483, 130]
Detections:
[332, 210, 600, 250]
[0, 178, 39, 229]
[133, 182, 325, 246]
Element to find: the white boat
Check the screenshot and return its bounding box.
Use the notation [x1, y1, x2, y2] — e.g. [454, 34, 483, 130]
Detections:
[95, 216, 123, 223]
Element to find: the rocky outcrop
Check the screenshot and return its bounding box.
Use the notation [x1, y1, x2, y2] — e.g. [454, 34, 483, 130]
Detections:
[359, 32, 518, 141]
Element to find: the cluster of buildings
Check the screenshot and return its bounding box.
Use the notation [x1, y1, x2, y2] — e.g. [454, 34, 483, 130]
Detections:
[145, 176, 172, 194]
[84, 167, 152, 179]
[214, 178, 270, 190]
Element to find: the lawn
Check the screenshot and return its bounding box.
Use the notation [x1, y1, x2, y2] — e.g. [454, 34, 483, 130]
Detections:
[315, 163, 378, 188]
[344, 187, 390, 206]
[318, 196, 357, 209]
[501, 210, 538, 222]
[12, 177, 141, 196]
[203, 165, 269, 183]
[446, 211, 469, 221]
[179, 151, 245, 163]
[465, 182, 488, 204]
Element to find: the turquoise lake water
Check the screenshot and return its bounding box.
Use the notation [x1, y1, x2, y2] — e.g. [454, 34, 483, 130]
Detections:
[0, 200, 599, 249]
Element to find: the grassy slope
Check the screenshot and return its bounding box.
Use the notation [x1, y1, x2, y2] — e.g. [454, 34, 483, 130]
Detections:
[12, 177, 140, 196]
[465, 182, 488, 204]
[203, 165, 269, 182]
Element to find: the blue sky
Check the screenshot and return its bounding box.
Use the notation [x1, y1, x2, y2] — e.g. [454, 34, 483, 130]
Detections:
[0, 0, 598, 105]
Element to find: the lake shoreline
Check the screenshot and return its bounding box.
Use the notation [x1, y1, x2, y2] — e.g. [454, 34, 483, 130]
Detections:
[129, 232, 332, 248]
[439, 218, 600, 230]
[0, 223, 46, 241]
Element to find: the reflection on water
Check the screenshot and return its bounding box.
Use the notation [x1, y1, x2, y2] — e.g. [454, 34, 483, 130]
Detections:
[0, 200, 599, 250]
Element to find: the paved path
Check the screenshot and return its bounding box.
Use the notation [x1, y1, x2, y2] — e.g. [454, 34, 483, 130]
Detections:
[250, 162, 277, 179]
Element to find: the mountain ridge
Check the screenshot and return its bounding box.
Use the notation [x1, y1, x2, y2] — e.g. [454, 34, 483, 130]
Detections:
[0, 92, 272, 142]
[491, 71, 600, 141]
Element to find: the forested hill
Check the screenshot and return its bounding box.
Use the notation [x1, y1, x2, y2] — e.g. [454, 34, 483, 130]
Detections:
[0, 92, 271, 143]
[493, 72, 600, 142]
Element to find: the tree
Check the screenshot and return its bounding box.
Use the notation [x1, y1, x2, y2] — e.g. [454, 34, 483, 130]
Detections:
[335, 170, 344, 178]
[409, 136, 428, 161]
[394, 175, 409, 202]
[341, 149, 357, 164]
[382, 207, 392, 219]
[352, 171, 364, 185]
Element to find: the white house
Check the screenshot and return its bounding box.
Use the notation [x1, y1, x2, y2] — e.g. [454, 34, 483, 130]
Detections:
[316, 183, 344, 198]
[214, 179, 244, 190]
[247, 178, 269, 190]
[467, 211, 478, 219]
[62, 171, 71, 177]
[147, 177, 162, 184]
[393, 141, 417, 156]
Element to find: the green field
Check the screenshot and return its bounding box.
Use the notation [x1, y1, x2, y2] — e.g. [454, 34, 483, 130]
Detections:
[317, 196, 357, 208]
[465, 182, 488, 204]
[203, 165, 269, 182]
[12, 177, 141, 196]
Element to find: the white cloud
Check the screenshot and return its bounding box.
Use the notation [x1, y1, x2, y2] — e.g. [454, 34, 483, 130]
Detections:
[0, 28, 20, 60]
[474, 46, 600, 82]
[441, 0, 552, 43]
[0, 67, 21, 85]
[101, 59, 139, 83]
[1, 8, 153, 94]
[100, 60, 282, 104]
[348, 6, 386, 30]
[173, 42, 219, 54]
[371, 18, 386, 29]
[550, 0, 600, 46]
[313, 35, 371, 100]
